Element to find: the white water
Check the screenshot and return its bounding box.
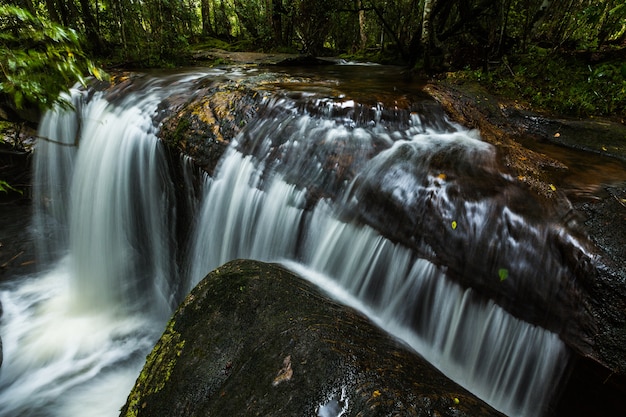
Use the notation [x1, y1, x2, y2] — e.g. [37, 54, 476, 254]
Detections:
[187, 144, 569, 417]
[0, 265, 156, 417]
[0, 73, 209, 417]
[1, 72, 570, 417]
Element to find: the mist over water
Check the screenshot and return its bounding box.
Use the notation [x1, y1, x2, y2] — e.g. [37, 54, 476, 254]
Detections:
[0, 265, 157, 417]
[1, 68, 571, 417]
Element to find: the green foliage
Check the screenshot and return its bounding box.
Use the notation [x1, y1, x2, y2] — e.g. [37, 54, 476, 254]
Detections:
[2, 0, 624, 114]
[0, 5, 104, 112]
[193, 37, 235, 52]
[293, 0, 341, 55]
[498, 268, 509, 282]
[463, 48, 626, 118]
[0, 179, 22, 195]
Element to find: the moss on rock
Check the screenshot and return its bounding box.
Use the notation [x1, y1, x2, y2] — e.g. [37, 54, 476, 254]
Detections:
[158, 80, 264, 175]
[120, 260, 505, 417]
[124, 327, 185, 417]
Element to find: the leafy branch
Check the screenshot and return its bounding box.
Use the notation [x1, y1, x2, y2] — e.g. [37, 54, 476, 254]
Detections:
[0, 5, 106, 115]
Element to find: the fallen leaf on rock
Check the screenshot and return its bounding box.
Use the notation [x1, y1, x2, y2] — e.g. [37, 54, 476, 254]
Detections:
[498, 268, 509, 281]
[272, 355, 293, 386]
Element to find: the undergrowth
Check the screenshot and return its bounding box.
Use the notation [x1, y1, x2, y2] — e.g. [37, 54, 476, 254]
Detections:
[462, 47, 626, 119]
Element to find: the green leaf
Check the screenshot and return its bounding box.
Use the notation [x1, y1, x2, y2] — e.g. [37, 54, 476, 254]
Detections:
[1, 5, 106, 112]
[498, 268, 509, 281]
[609, 4, 624, 15]
[0, 180, 22, 194]
[14, 90, 23, 108]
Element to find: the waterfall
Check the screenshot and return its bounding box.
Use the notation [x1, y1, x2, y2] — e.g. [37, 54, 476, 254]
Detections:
[33, 80, 179, 316]
[187, 106, 570, 417]
[0, 73, 207, 417]
[1, 70, 572, 417]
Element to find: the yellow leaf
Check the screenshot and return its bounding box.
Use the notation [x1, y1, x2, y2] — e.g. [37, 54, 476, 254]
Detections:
[554, 132, 560, 137]
[602, 146, 608, 151]
[451, 221, 457, 230]
[372, 390, 381, 398]
[437, 173, 447, 180]
[453, 397, 460, 405]
[549, 184, 556, 191]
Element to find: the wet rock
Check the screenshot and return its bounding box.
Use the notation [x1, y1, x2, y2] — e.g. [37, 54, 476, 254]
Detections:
[159, 79, 265, 176]
[191, 49, 302, 66]
[271, 54, 336, 66]
[423, 81, 569, 197]
[344, 137, 598, 356]
[120, 259, 505, 417]
[424, 78, 626, 372]
[424, 78, 626, 415]
[0, 200, 36, 279]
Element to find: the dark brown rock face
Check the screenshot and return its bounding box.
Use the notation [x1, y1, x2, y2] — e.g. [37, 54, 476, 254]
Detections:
[425, 79, 626, 375]
[158, 78, 265, 176]
[120, 260, 505, 417]
[120, 70, 625, 416]
[424, 79, 626, 416]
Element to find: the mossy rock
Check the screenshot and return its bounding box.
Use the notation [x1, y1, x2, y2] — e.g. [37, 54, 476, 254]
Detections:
[121, 259, 504, 417]
[158, 80, 263, 176]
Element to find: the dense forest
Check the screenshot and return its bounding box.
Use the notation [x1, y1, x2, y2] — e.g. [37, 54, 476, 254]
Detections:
[1, 0, 625, 118]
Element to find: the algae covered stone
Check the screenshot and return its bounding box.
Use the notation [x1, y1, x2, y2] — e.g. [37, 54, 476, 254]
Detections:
[120, 259, 505, 417]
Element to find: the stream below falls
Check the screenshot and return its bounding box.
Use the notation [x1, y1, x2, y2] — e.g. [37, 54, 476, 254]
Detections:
[1, 65, 625, 417]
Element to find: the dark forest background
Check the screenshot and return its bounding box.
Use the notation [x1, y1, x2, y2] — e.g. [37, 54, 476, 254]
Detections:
[1, 0, 625, 119]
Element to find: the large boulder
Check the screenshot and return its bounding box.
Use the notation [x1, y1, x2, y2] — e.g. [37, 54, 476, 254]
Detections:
[424, 79, 626, 415]
[120, 259, 504, 417]
[425, 79, 626, 375]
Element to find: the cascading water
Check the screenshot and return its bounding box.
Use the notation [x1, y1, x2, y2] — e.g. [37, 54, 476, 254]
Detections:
[186, 108, 570, 417]
[1, 68, 575, 417]
[0, 72, 210, 417]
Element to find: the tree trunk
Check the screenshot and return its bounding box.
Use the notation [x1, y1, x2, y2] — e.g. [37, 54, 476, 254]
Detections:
[357, 0, 367, 50]
[55, 0, 80, 29]
[271, 0, 284, 45]
[215, 0, 232, 38]
[200, 0, 212, 36]
[421, 0, 436, 69]
[44, 0, 61, 23]
[112, 0, 127, 51]
[531, 0, 553, 32]
[78, 0, 104, 51]
[497, 0, 512, 55]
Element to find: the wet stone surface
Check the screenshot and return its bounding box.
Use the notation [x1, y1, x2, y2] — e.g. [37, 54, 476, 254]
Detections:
[121, 259, 505, 417]
[425, 79, 626, 370]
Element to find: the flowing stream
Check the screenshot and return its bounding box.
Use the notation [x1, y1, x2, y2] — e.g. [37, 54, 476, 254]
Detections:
[0, 67, 584, 417]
